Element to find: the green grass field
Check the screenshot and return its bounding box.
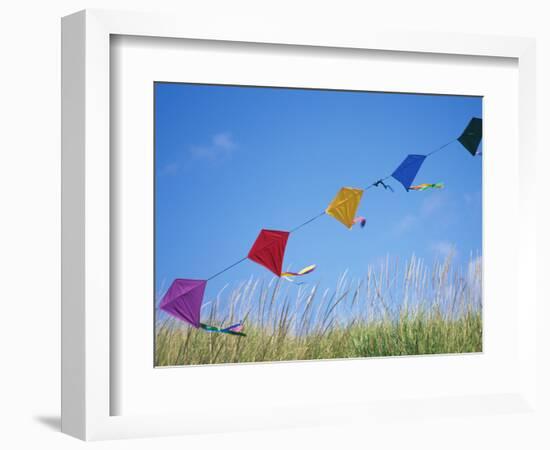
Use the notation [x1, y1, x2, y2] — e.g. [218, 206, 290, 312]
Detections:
[155, 254, 482, 366]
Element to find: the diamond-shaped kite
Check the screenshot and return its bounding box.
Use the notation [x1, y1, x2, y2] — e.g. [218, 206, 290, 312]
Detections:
[391, 154, 426, 191]
[458, 117, 482, 156]
[159, 278, 246, 335]
[247, 229, 289, 276]
[247, 229, 316, 279]
[159, 278, 207, 328]
[325, 187, 364, 228]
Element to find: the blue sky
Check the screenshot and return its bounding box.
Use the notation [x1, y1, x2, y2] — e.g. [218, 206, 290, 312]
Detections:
[155, 83, 482, 303]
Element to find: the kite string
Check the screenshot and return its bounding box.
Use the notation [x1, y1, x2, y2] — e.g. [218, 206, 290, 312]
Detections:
[426, 138, 458, 157]
[205, 137, 459, 280]
[362, 138, 457, 191]
[289, 210, 326, 233]
[207, 256, 248, 281]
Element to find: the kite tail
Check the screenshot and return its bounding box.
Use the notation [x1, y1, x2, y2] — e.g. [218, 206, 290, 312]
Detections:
[374, 179, 394, 192]
[281, 264, 316, 278]
[353, 216, 367, 228]
[200, 322, 246, 336]
[409, 182, 444, 191]
[222, 322, 244, 333]
[282, 277, 304, 285]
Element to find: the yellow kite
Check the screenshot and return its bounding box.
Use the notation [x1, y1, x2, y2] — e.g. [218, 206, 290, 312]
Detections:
[325, 187, 364, 228]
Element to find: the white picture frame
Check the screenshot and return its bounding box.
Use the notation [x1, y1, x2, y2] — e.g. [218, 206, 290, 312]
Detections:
[61, 9, 538, 441]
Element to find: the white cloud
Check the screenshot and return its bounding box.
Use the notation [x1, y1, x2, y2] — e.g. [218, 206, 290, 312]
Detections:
[463, 190, 481, 206]
[160, 162, 180, 175]
[190, 132, 236, 162]
[421, 193, 445, 215]
[212, 132, 236, 150]
[159, 133, 237, 175]
[430, 240, 457, 257]
[393, 214, 417, 234]
[394, 191, 450, 235]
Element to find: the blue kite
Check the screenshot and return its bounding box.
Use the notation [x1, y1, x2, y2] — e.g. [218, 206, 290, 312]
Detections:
[391, 154, 426, 191]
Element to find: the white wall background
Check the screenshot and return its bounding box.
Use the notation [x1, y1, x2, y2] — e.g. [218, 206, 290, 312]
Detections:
[0, 1, 548, 448]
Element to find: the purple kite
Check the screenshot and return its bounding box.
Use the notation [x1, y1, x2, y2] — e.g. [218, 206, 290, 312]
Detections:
[160, 279, 206, 328]
[160, 279, 245, 336]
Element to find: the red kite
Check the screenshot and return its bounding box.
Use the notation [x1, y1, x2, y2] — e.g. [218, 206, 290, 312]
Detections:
[247, 229, 315, 279]
[247, 229, 289, 276]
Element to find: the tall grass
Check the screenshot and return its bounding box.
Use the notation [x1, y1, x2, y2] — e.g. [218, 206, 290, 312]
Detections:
[155, 254, 482, 366]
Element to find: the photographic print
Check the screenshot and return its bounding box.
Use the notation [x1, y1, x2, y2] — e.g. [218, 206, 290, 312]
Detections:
[154, 83, 482, 366]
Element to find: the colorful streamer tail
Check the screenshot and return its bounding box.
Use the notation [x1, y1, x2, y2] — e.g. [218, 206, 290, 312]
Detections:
[281, 264, 316, 283]
[281, 264, 316, 279]
[409, 183, 444, 191]
[353, 216, 367, 228]
[200, 322, 246, 336]
[223, 322, 244, 333]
